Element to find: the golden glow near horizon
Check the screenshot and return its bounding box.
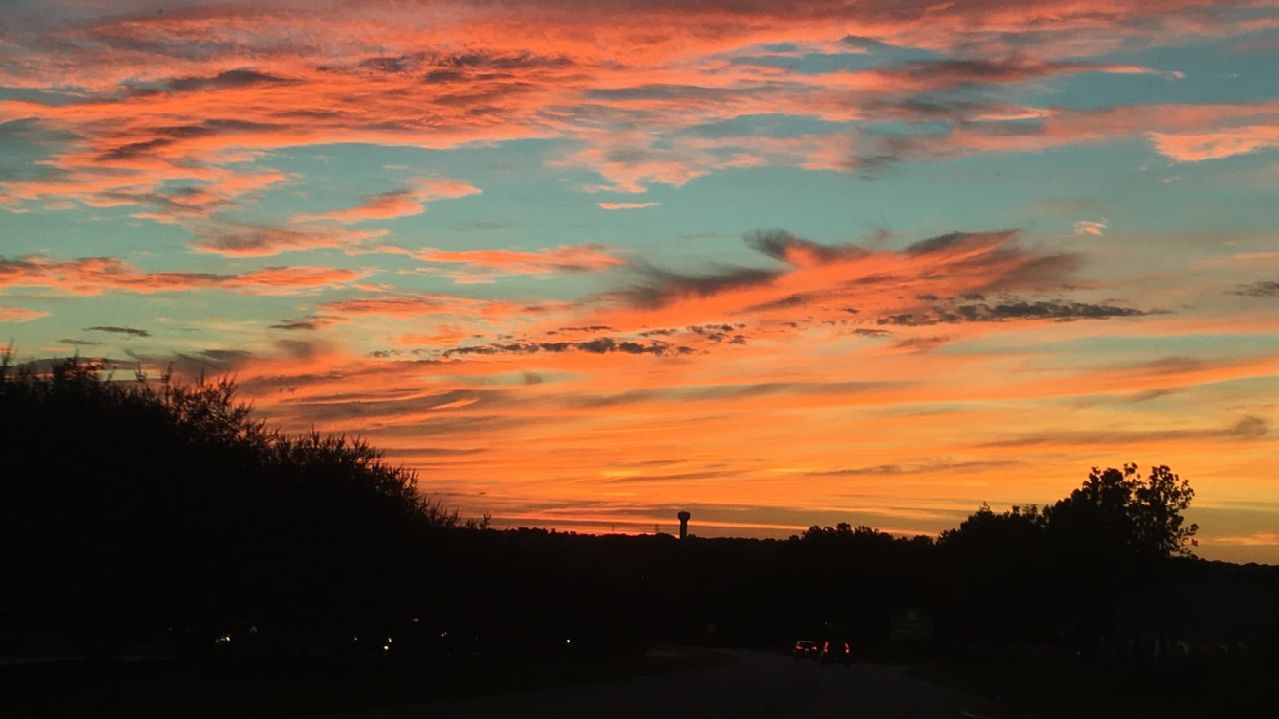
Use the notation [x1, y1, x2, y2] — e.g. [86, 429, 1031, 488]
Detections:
[2, 1, 1277, 561]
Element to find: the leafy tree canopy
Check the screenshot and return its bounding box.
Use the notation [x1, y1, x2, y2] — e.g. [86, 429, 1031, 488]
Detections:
[1045, 463, 1198, 559]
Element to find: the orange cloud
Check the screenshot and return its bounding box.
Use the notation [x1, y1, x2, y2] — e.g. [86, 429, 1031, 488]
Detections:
[186, 291, 1276, 564]
[598, 202, 659, 210]
[0, 255, 364, 296]
[570, 230, 1095, 335]
[413, 244, 623, 278]
[318, 293, 558, 323]
[295, 179, 481, 224]
[0, 306, 49, 322]
[1, 0, 1268, 220]
[396, 325, 475, 346]
[1209, 531, 1279, 547]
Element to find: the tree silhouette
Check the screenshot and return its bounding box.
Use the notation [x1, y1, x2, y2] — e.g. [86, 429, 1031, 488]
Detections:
[1044, 463, 1198, 560]
[939, 503, 1045, 552]
[0, 352, 463, 658]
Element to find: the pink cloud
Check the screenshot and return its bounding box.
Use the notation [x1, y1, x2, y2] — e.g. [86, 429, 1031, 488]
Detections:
[1148, 124, 1279, 161]
[1074, 220, 1108, 236]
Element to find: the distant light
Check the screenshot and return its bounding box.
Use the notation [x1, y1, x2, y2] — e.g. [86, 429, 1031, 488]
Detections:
[565, 638, 572, 645]
[386, 637, 393, 643]
[382, 644, 390, 651]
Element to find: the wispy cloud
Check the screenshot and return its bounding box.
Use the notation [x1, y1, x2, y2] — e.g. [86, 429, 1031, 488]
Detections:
[192, 225, 387, 257]
[1232, 280, 1279, 297]
[598, 202, 659, 210]
[86, 325, 150, 338]
[1209, 531, 1279, 547]
[411, 244, 623, 281]
[268, 316, 342, 332]
[295, 179, 480, 224]
[0, 255, 365, 296]
[1074, 220, 1108, 236]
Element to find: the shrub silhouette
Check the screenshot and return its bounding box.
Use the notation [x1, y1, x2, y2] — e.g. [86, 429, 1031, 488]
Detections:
[0, 352, 460, 658]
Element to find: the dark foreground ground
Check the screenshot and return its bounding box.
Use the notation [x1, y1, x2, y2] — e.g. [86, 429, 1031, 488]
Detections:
[0, 649, 719, 719]
[4, 647, 1275, 718]
[3, 647, 1003, 719]
[910, 654, 1279, 719]
[322, 648, 1007, 719]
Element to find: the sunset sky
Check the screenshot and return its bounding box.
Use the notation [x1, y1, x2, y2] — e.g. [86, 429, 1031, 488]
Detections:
[2, 1, 1277, 561]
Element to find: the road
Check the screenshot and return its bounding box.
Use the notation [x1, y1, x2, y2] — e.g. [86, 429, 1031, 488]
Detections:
[323, 648, 1010, 719]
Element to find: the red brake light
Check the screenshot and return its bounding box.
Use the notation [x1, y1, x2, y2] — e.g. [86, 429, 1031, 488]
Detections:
[822, 641, 830, 652]
[844, 643, 851, 654]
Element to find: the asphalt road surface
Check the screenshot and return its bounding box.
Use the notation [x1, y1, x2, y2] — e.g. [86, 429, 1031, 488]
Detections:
[324, 648, 1009, 719]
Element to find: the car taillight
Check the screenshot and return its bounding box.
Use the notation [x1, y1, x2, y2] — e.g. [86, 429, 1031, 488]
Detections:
[844, 643, 851, 654]
[822, 641, 830, 652]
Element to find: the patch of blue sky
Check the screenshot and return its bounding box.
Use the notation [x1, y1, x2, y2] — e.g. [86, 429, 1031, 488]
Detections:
[258, 141, 646, 256]
[1011, 41, 1277, 110]
[276, 138, 554, 184]
[682, 114, 848, 139]
[1, 203, 189, 262]
[759, 142, 1160, 243]
[14, 289, 298, 352]
[837, 35, 941, 62]
[0, 118, 75, 182]
[1003, 333, 1279, 363]
[910, 142, 1266, 241]
[730, 51, 881, 74]
[0, 88, 87, 105]
[729, 42, 945, 75]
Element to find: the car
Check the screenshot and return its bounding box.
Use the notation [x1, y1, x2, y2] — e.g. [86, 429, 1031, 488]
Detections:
[820, 639, 852, 665]
[792, 640, 820, 660]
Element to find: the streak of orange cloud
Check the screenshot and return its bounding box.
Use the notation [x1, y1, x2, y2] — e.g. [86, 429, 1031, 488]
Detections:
[0, 306, 49, 322]
[598, 202, 659, 210]
[413, 244, 623, 274]
[0, 255, 366, 296]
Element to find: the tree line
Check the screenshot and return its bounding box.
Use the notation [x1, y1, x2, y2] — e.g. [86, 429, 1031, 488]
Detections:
[1, 354, 1274, 663]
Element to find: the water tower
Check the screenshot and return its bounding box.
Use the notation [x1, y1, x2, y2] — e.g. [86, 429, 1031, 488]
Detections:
[677, 510, 691, 540]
